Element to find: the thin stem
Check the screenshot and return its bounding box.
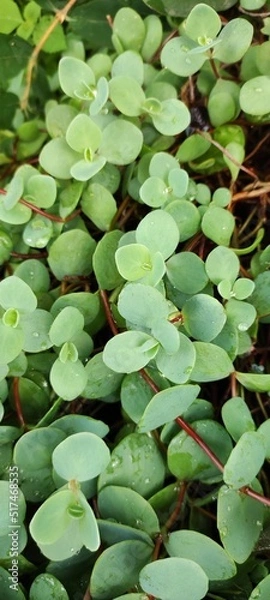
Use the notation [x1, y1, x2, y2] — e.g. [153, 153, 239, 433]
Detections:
[13, 378, 26, 429]
[198, 131, 258, 180]
[175, 417, 224, 473]
[35, 397, 63, 428]
[0, 188, 80, 223]
[21, 0, 78, 110]
[240, 486, 270, 508]
[99, 289, 119, 336]
[232, 182, 270, 202]
[165, 482, 187, 531]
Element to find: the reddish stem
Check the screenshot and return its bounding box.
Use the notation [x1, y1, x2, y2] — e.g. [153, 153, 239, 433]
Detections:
[99, 289, 119, 336]
[175, 417, 224, 473]
[165, 482, 188, 531]
[13, 378, 26, 429]
[0, 188, 80, 223]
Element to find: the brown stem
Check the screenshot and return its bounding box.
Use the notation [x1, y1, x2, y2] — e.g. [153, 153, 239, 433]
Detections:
[21, 0, 78, 110]
[175, 417, 224, 473]
[13, 378, 26, 429]
[197, 131, 258, 180]
[165, 482, 188, 531]
[99, 289, 119, 336]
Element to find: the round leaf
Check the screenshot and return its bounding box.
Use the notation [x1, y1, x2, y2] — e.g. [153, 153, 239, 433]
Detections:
[0, 275, 37, 313]
[98, 485, 160, 536]
[139, 557, 208, 600]
[152, 99, 191, 136]
[223, 431, 265, 489]
[49, 306, 84, 346]
[222, 396, 255, 442]
[166, 252, 208, 294]
[29, 573, 69, 600]
[205, 246, 239, 284]
[202, 206, 235, 246]
[98, 433, 165, 499]
[58, 56, 96, 99]
[165, 530, 236, 581]
[191, 342, 234, 382]
[138, 384, 200, 432]
[48, 230, 96, 280]
[52, 432, 110, 482]
[90, 540, 152, 600]
[182, 294, 226, 341]
[109, 76, 145, 116]
[217, 482, 264, 563]
[39, 138, 80, 179]
[50, 357, 87, 401]
[103, 331, 159, 374]
[240, 75, 270, 116]
[99, 120, 143, 165]
[136, 210, 179, 260]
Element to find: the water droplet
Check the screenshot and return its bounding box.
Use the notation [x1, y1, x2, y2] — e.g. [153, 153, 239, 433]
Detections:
[255, 88, 262, 93]
[238, 323, 248, 332]
[144, 477, 150, 484]
[220, 527, 228, 537]
[256, 520, 262, 527]
[185, 58, 191, 64]
[32, 332, 39, 338]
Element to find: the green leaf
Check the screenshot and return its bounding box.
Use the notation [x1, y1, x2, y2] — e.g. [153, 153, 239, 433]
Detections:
[99, 119, 143, 165]
[138, 384, 200, 432]
[111, 50, 144, 84]
[49, 306, 84, 346]
[90, 540, 152, 600]
[121, 372, 155, 424]
[136, 209, 179, 260]
[250, 272, 270, 323]
[0, 480, 26, 536]
[156, 332, 196, 384]
[139, 557, 208, 600]
[103, 331, 159, 374]
[109, 76, 145, 116]
[39, 138, 81, 179]
[161, 36, 207, 77]
[168, 419, 232, 483]
[224, 431, 265, 489]
[0, 566, 26, 599]
[20, 309, 53, 353]
[248, 575, 270, 600]
[84, 352, 123, 399]
[50, 357, 87, 401]
[58, 56, 95, 99]
[165, 530, 236, 581]
[0, 34, 31, 85]
[202, 206, 235, 245]
[93, 230, 124, 290]
[165, 199, 201, 242]
[191, 342, 234, 382]
[205, 245, 240, 284]
[66, 114, 101, 154]
[25, 174, 57, 209]
[23, 215, 53, 248]
[98, 485, 160, 536]
[48, 230, 96, 280]
[213, 18, 253, 63]
[98, 432, 165, 498]
[46, 104, 78, 139]
[223, 141, 245, 181]
[257, 420, 270, 459]
[0, 275, 37, 313]
[236, 372, 270, 392]
[184, 4, 221, 43]
[115, 244, 154, 281]
[112, 8, 145, 52]
[29, 573, 69, 600]
[176, 133, 211, 162]
[14, 427, 66, 501]
[0, 0, 22, 34]
[217, 482, 264, 563]
[52, 432, 110, 482]
[81, 182, 117, 231]
[33, 15, 66, 53]
[226, 298, 256, 332]
[151, 99, 190, 135]
[222, 397, 256, 442]
[141, 14, 163, 61]
[183, 294, 226, 342]
[139, 176, 169, 208]
[240, 76, 270, 116]
[118, 283, 170, 329]
[166, 252, 208, 294]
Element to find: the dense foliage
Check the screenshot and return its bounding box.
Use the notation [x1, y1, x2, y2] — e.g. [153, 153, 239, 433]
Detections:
[1, 0, 270, 598]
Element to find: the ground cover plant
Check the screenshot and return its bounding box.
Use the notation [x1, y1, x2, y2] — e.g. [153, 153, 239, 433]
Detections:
[0, 0, 270, 598]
